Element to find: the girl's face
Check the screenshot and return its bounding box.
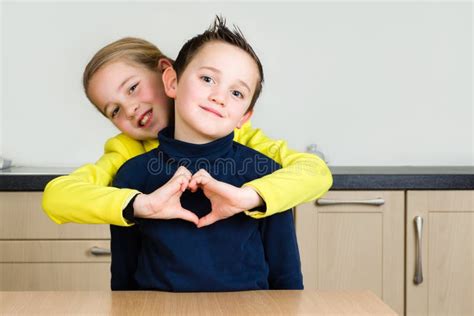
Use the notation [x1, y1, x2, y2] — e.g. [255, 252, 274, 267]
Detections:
[88, 60, 173, 140]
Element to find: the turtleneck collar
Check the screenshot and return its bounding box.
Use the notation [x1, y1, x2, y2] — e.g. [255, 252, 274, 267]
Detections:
[157, 126, 235, 160]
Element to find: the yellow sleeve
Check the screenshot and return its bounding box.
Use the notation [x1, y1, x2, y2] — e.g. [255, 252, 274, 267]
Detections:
[234, 122, 333, 218]
[42, 133, 154, 226]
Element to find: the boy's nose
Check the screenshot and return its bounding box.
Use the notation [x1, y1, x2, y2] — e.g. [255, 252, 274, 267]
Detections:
[209, 92, 225, 107]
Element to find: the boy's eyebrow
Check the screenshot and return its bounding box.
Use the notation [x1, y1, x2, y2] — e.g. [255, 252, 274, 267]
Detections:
[200, 66, 251, 93]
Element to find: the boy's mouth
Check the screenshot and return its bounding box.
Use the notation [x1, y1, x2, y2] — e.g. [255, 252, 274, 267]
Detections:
[138, 110, 153, 127]
[199, 105, 223, 118]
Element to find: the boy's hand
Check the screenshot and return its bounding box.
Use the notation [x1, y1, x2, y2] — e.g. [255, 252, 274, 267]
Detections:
[188, 169, 264, 228]
[132, 166, 199, 225]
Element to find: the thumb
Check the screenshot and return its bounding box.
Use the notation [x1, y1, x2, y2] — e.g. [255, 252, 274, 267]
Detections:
[176, 207, 199, 226]
[197, 212, 220, 228]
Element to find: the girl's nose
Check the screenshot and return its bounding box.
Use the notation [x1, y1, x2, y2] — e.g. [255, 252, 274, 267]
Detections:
[125, 103, 139, 119]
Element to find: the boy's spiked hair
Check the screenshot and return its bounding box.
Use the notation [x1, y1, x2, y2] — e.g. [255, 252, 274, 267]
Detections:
[173, 16, 264, 112]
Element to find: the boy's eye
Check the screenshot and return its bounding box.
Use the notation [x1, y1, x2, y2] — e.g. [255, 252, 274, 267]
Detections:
[111, 106, 120, 118]
[232, 90, 244, 99]
[201, 76, 214, 84]
[129, 83, 138, 94]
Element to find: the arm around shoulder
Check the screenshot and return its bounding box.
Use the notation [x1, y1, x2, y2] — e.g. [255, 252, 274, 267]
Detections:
[42, 134, 148, 226]
[234, 122, 333, 218]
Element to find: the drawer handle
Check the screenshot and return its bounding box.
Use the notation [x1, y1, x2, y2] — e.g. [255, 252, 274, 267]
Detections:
[414, 216, 424, 285]
[316, 198, 385, 206]
[90, 246, 111, 256]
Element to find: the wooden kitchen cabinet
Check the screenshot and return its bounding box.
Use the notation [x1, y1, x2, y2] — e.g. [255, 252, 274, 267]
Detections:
[406, 191, 473, 316]
[295, 191, 405, 315]
[0, 192, 111, 290]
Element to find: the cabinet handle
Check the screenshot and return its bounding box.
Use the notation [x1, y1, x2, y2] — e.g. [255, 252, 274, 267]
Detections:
[414, 216, 424, 285]
[90, 246, 111, 256]
[316, 198, 385, 206]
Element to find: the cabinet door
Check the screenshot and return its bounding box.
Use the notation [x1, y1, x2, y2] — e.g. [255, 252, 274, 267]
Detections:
[406, 191, 473, 316]
[0, 192, 110, 239]
[295, 191, 404, 315]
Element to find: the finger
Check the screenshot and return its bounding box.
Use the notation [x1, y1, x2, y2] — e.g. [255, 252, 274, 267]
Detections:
[165, 174, 189, 194]
[197, 212, 220, 228]
[192, 175, 212, 188]
[177, 175, 190, 192]
[192, 169, 211, 180]
[188, 174, 212, 192]
[188, 175, 198, 192]
[161, 176, 185, 196]
[188, 179, 198, 192]
[182, 167, 192, 179]
[173, 166, 192, 180]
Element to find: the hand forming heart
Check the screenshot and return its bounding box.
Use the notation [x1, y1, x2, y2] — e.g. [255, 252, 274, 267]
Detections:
[132, 166, 263, 228]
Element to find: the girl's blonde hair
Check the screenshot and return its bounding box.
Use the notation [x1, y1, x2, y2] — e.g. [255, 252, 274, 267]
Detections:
[83, 37, 171, 101]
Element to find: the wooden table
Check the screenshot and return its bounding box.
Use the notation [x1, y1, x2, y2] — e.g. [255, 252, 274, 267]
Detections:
[0, 290, 397, 315]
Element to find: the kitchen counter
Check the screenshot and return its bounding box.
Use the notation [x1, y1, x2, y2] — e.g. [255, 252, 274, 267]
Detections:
[0, 290, 396, 315]
[0, 166, 472, 191]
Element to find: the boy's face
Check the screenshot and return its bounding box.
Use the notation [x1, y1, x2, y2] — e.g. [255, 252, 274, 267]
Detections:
[88, 60, 173, 141]
[169, 41, 258, 143]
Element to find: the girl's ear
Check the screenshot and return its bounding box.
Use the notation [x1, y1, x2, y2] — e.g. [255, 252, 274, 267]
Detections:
[236, 110, 253, 129]
[162, 66, 178, 99]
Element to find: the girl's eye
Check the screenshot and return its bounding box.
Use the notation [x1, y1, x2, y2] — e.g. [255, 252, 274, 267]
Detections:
[111, 107, 120, 118]
[201, 76, 214, 84]
[129, 83, 138, 94]
[232, 90, 244, 99]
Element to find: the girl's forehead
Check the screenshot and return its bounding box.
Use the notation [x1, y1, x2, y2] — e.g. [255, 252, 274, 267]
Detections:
[101, 59, 147, 74]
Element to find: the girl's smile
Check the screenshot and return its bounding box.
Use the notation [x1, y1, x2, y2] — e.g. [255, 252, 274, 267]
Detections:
[138, 109, 153, 127]
[87, 60, 173, 140]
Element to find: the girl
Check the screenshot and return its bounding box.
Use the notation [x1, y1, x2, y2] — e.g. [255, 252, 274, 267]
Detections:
[42, 37, 332, 227]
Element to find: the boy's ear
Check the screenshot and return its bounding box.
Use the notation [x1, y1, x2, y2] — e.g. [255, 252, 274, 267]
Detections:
[236, 110, 253, 129]
[162, 66, 178, 99]
[157, 58, 172, 72]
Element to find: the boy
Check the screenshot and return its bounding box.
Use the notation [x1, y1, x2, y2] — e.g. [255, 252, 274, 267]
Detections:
[112, 16, 303, 292]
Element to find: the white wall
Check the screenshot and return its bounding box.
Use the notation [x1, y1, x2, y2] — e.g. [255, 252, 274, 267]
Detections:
[1, 2, 472, 167]
[0, 2, 3, 157]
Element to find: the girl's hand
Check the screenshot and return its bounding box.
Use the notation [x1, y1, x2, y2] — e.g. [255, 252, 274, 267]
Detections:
[188, 169, 264, 228]
[132, 166, 199, 225]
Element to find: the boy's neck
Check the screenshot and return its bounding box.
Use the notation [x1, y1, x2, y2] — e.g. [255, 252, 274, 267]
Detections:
[173, 119, 218, 145]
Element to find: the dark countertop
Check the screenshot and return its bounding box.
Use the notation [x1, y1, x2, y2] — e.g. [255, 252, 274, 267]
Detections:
[0, 166, 472, 191]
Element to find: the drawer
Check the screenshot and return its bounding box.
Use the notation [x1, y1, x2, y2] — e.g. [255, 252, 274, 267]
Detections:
[0, 263, 110, 290]
[0, 192, 110, 239]
[0, 240, 111, 262]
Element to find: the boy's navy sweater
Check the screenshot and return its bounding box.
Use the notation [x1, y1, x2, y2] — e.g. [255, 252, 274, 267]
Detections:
[111, 127, 303, 292]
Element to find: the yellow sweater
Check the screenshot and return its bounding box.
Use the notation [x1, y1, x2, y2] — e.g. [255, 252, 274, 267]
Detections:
[42, 122, 332, 226]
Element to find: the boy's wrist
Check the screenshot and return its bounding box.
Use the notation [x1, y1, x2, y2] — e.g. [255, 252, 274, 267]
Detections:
[132, 193, 152, 218]
[240, 186, 264, 211]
